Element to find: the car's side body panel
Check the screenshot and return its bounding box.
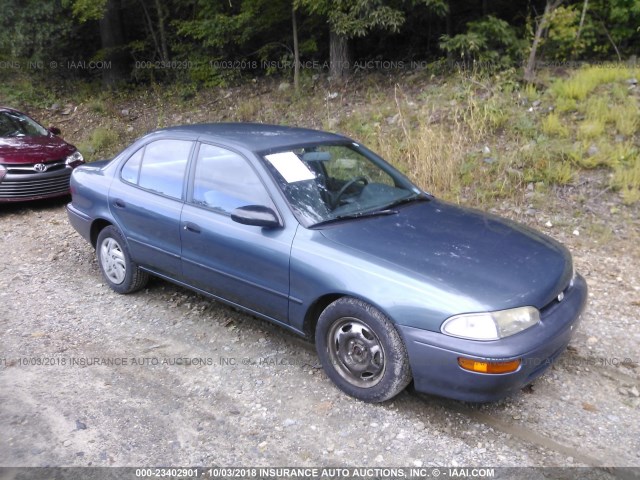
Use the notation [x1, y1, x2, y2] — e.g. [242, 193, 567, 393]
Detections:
[180, 203, 296, 323]
[109, 178, 185, 279]
[67, 161, 114, 244]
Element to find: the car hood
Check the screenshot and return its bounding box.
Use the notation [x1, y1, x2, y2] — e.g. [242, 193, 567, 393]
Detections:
[319, 200, 573, 311]
[0, 135, 76, 164]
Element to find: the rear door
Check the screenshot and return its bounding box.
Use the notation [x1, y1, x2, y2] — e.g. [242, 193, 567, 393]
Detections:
[109, 138, 194, 279]
[180, 143, 295, 323]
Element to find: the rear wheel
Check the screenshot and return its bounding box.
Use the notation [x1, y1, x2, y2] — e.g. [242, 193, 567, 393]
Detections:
[96, 226, 148, 294]
[315, 297, 412, 402]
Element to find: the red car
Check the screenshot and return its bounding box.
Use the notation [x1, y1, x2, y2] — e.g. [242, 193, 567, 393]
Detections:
[0, 107, 84, 202]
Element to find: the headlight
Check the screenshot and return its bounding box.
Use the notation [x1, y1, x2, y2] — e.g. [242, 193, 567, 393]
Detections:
[441, 306, 540, 341]
[0, 164, 6, 180]
[65, 151, 84, 167]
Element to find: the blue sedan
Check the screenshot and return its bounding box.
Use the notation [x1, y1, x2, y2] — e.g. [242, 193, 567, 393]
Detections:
[67, 123, 587, 403]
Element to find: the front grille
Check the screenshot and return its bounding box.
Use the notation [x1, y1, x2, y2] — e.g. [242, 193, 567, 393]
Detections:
[6, 159, 66, 174]
[0, 170, 71, 198]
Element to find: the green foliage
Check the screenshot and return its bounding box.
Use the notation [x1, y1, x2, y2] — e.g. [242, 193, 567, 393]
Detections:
[63, 0, 107, 22]
[542, 5, 594, 60]
[297, 0, 405, 38]
[550, 66, 638, 100]
[78, 126, 119, 162]
[541, 65, 640, 202]
[612, 154, 640, 204]
[439, 16, 525, 67]
[542, 112, 569, 137]
[0, 0, 75, 61]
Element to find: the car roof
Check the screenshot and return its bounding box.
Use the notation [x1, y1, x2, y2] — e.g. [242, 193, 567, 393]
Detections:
[154, 123, 350, 153]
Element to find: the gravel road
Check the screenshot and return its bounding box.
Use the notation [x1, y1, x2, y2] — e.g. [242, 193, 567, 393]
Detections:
[1, 194, 639, 472]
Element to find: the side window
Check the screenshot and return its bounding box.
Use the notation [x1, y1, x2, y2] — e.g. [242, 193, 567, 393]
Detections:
[135, 139, 192, 199]
[120, 147, 143, 184]
[192, 144, 273, 214]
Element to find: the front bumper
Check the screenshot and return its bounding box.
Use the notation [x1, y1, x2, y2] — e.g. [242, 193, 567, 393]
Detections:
[398, 274, 588, 402]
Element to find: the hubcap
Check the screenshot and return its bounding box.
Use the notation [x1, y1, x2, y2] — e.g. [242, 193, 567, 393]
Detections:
[100, 237, 126, 284]
[327, 317, 385, 388]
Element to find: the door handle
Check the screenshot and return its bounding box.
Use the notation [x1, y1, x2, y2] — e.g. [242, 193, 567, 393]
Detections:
[113, 199, 126, 208]
[184, 222, 201, 233]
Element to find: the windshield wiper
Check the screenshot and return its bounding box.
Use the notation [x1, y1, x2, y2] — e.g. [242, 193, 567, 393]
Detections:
[310, 208, 398, 228]
[383, 192, 432, 210]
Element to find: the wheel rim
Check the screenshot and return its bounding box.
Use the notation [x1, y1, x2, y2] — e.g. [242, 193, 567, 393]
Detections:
[99, 237, 126, 285]
[327, 317, 385, 388]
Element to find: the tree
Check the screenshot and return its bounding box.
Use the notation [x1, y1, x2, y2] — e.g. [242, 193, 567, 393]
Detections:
[292, 4, 300, 91]
[66, 0, 128, 85]
[439, 15, 524, 68]
[524, 0, 564, 83]
[0, 0, 79, 63]
[297, 0, 405, 78]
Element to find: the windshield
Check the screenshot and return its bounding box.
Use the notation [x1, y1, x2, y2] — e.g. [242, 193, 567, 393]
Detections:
[261, 143, 422, 227]
[0, 110, 49, 138]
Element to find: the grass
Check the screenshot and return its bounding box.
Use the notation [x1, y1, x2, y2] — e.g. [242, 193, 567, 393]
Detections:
[611, 148, 640, 204]
[77, 127, 120, 162]
[544, 65, 640, 201]
[549, 65, 640, 101]
[542, 113, 569, 137]
[577, 119, 605, 140]
[3, 63, 639, 205]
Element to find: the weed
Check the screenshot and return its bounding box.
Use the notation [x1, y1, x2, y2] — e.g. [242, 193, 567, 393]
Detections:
[550, 65, 639, 101]
[542, 113, 569, 137]
[235, 99, 260, 122]
[87, 98, 106, 114]
[612, 103, 639, 137]
[78, 127, 120, 162]
[577, 119, 605, 139]
[555, 96, 578, 113]
[522, 83, 539, 102]
[611, 151, 640, 204]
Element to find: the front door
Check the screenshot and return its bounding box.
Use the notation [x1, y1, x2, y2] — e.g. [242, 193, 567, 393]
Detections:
[180, 143, 295, 323]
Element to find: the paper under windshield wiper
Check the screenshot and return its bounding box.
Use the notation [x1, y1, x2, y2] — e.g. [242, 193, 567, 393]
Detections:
[311, 209, 398, 228]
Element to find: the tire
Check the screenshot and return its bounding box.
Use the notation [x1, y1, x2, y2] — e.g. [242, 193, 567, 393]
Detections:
[96, 225, 148, 294]
[315, 297, 412, 403]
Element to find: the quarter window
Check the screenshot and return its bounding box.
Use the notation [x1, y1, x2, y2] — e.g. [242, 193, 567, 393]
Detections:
[192, 144, 272, 214]
[120, 148, 143, 184]
[120, 139, 192, 199]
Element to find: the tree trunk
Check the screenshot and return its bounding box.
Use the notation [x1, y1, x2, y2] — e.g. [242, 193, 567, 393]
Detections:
[100, 0, 127, 87]
[445, 1, 453, 61]
[139, 0, 161, 61]
[575, 0, 588, 44]
[524, 0, 563, 83]
[329, 30, 350, 79]
[292, 5, 300, 92]
[154, 0, 169, 63]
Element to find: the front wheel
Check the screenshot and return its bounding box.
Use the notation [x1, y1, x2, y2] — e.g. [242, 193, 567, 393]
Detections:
[315, 297, 412, 402]
[96, 225, 148, 294]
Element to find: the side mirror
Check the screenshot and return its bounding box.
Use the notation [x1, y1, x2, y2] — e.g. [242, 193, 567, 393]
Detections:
[49, 126, 61, 135]
[231, 205, 281, 228]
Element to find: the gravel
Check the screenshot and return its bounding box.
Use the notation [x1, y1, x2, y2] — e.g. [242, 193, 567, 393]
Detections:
[0, 194, 639, 469]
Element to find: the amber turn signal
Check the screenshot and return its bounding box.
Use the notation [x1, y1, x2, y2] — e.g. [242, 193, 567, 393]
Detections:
[458, 357, 521, 374]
